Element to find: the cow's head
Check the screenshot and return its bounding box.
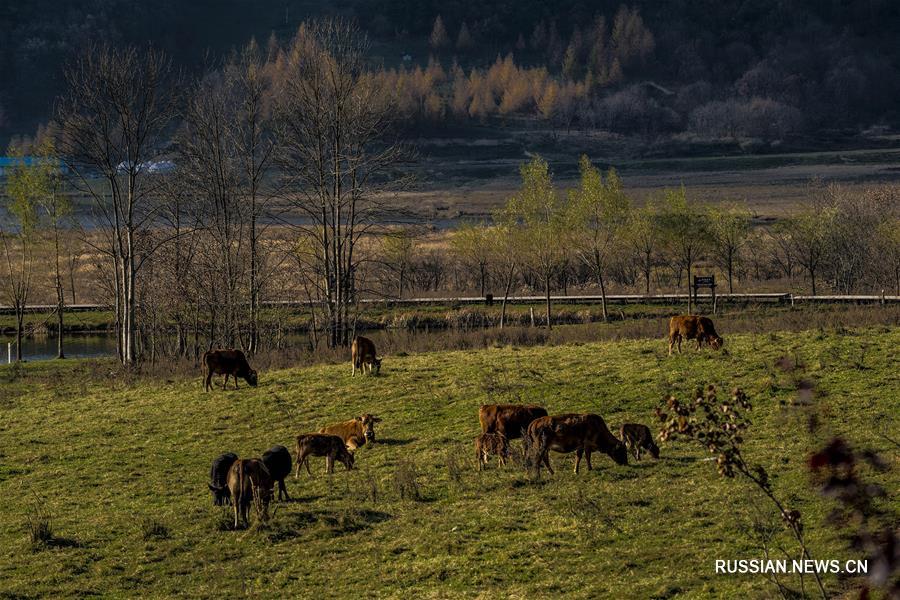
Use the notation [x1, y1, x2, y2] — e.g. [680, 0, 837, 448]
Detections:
[246, 369, 259, 387]
[372, 358, 382, 375]
[610, 441, 629, 466]
[340, 449, 355, 471]
[208, 483, 230, 506]
[709, 336, 724, 350]
[357, 414, 381, 442]
[647, 440, 661, 459]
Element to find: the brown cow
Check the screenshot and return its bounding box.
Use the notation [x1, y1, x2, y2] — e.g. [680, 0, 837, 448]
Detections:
[320, 414, 381, 450]
[294, 434, 355, 476]
[668, 315, 724, 356]
[226, 458, 273, 529]
[527, 413, 628, 475]
[351, 336, 381, 376]
[619, 423, 660, 460]
[479, 404, 549, 440]
[475, 432, 510, 470]
[203, 349, 258, 391]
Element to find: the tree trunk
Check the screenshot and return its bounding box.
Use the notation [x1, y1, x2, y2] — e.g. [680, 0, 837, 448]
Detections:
[727, 251, 734, 294]
[598, 272, 608, 323]
[810, 269, 817, 296]
[687, 262, 693, 315]
[544, 273, 552, 330]
[55, 231, 65, 359]
[500, 264, 514, 329]
[15, 311, 23, 361]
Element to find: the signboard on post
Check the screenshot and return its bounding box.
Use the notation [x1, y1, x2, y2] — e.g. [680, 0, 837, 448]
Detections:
[693, 275, 717, 314]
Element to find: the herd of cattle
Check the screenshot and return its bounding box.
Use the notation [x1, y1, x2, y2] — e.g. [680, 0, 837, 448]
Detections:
[204, 314, 723, 529]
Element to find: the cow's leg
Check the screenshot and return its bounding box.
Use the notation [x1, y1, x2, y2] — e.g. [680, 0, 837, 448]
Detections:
[542, 451, 554, 475]
[476, 446, 483, 471]
[325, 455, 334, 474]
[668, 336, 675, 356]
[205, 369, 213, 392]
[585, 449, 593, 471]
[574, 449, 583, 473]
[222, 374, 229, 390]
[233, 373, 239, 389]
[233, 494, 240, 529]
[351, 361, 356, 376]
[677, 336, 683, 353]
[696, 338, 702, 350]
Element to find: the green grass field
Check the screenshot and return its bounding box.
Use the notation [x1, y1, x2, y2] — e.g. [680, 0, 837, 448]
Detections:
[0, 325, 897, 598]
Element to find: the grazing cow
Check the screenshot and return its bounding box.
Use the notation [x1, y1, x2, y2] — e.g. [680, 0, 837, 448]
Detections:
[261, 445, 292, 502]
[226, 458, 273, 529]
[319, 414, 381, 450]
[351, 336, 381, 376]
[294, 434, 355, 476]
[203, 349, 259, 391]
[479, 404, 549, 440]
[668, 315, 724, 356]
[208, 452, 239, 506]
[527, 413, 628, 475]
[619, 423, 660, 461]
[475, 432, 510, 470]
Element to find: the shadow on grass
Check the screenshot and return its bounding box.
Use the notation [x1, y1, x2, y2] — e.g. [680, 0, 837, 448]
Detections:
[372, 438, 415, 447]
[267, 508, 392, 543]
[34, 536, 82, 550]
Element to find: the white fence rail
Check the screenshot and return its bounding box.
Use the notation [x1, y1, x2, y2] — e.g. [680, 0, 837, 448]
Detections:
[2, 293, 898, 315]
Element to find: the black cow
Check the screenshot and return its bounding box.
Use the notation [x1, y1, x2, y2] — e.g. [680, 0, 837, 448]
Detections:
[208, 452, 239, 505]
[261, 445, 292, 501]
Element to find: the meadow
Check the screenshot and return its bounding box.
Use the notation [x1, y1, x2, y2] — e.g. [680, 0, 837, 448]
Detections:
[0, 324, 897, 598]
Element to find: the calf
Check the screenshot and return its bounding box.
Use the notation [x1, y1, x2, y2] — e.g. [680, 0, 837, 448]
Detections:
[208, 452, 239, 506]
[203, 349, 259, 391]
[479, 404, 548, 440]
[319, 414, 381, 450]
[619, 423, 660, 461]
[226, 458, 273, 529]
[261, 445, 292, 502]
[527, 413, 628, 475]
[351, 336, 381, 376]
[294, 434, 355, 476]
[668, 315, 724, 356]
[474, 432, 510, 470]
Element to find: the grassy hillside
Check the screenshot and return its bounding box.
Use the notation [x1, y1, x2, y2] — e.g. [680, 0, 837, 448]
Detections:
[0, 326, 897, 598]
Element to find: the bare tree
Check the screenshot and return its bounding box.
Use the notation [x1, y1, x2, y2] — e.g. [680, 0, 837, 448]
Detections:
[659, 187, 709, 314]
[274, 19, 410, 347]
[55, 45, 176, 365]
[568, 156, 630, 321]
[626, 201, 662, 296]
[450, 221, 493, 296]
[1, 141, 39, 361]
[381, 228, 417, 299]
[707, 203, 751, 294]
[506, 156, 567, 329]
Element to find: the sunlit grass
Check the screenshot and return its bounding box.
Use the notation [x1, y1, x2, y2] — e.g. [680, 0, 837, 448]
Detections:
[0, 325, 896, 597]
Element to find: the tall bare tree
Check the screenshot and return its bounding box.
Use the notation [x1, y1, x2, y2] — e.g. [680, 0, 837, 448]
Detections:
[1, 142, 39, 361]
[659, 187, 709, 314]
[707, 203, 752, 294]
[568, 156, 630, 321]
[274, 19, 410, 347]
[506, 155, 567, 329]
[55, 45, 175, 365]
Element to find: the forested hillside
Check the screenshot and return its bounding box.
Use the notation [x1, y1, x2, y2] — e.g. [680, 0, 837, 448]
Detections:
[2, 0, 899, 145]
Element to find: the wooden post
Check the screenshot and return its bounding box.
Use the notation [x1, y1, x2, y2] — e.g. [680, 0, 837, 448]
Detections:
[7, 342, 11, 364]
[712, 284, 717, 315]
[529, 307, 535, 327]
